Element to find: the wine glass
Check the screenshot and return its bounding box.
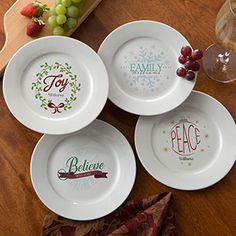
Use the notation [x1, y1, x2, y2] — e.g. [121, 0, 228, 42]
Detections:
[202, 0, 236, 83]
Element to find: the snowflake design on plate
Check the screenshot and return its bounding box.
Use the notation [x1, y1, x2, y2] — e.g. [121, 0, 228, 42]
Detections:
[120, 46, 172, 92]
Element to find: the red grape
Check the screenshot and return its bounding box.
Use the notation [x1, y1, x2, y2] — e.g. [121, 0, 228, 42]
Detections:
[185, 71, 195, 80]
[184, 60, 200, 71]
[191, 49, 203, 61]
[191, 61, 200, 71]
[178, 55, 187, 64]
[176, 67, 187, 77]
[184, 60, 195, 70]
[180, 46, 192, 57]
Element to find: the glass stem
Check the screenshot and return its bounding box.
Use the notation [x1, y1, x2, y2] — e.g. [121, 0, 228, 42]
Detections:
[216, 51, 230, 72]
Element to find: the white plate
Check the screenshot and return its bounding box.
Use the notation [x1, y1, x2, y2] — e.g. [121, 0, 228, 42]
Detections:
[3, 36, 108, 134]
[31, 119, 136, 220]
[135, 91, 236, 190]
[98, 20, 195, 115]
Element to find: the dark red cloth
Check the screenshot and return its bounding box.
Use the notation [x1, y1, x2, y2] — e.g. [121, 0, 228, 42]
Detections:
[42, 192, 176, 236]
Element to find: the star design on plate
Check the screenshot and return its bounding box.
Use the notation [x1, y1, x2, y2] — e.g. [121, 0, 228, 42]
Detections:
[163, 147, 169, 152]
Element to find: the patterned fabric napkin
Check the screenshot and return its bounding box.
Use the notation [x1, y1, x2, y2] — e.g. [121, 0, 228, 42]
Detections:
[42, 192, 176, 236]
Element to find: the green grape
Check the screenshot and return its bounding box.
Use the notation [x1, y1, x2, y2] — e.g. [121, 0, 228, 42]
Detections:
[66, 17, 77, 29]
[56, 14, 67, 25]
[72, 1, 83, 9]
[50, 6, 57, 15]
[77, 5, 83, 17]
[48, 15, 58, 28]
[55, 4, 66, 15]
[72, 1, 83, 7]
[55, 0, 62, 4]
[61, 0, 71, 7]
[71, 0, 82, 3]
[66, 5, 81, 18]
[72, 2, 83, 16]
[53, 26, 65, 36]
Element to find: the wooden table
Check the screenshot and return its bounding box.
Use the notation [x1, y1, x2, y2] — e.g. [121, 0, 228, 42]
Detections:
[0, 0, 235, 235]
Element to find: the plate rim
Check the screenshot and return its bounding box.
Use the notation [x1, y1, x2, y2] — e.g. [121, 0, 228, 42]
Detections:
[30, 119, 136, 220]
[3, 36, 109, 135]
[135, 90, 236, 190]
[98, 20, 196, 115]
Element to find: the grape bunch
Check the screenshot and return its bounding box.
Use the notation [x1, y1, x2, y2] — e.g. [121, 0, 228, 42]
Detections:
[48, 0, 84, 36]
[176, 46, 203, 81]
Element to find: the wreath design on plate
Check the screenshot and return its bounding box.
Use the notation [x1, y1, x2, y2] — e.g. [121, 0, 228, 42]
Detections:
[31, 62, 81, 114]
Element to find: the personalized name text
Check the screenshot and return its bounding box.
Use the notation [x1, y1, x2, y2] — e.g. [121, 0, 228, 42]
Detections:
[43, 74, 69, 93]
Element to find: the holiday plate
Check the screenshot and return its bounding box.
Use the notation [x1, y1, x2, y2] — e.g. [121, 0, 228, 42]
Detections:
[31, 119, 136, 220]
[98, 20, 195, 115]
[3, 36, 108, 134]
[135, 91, 236, 190]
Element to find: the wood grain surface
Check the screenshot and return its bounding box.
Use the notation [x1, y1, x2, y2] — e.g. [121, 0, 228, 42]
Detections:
[0, 0, 235, 235]
[0, 0, 102, 75]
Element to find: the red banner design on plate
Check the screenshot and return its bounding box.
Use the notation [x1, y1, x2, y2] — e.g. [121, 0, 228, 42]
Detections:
[58, 171, 108, 180]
